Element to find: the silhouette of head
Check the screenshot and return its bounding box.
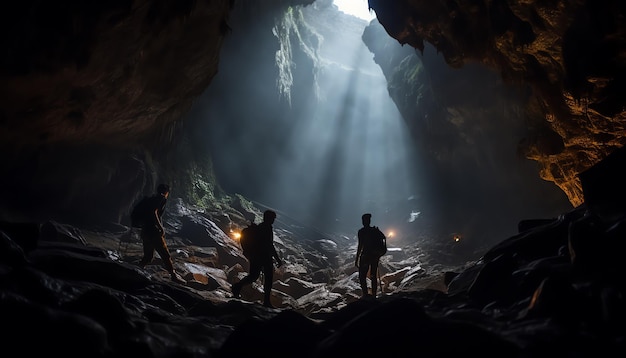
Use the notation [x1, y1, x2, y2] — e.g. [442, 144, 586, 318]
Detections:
[157, 184, 170, 195]
[362, 213, 372, 226]
[263, 210, 277, 224]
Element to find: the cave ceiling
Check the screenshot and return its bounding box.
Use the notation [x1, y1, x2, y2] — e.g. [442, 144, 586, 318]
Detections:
[0, 0, 234, 149]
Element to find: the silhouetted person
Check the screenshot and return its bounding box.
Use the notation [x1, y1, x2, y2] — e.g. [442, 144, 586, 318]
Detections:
[139, 184, 185, 284]
[356, 213, 384, 297]
[232, 209, 283, 307]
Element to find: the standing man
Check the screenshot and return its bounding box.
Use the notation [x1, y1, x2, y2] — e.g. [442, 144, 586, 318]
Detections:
[232, 209, 283, 308]
[139, 183, 185, 284]
[355, 213, 385, 298]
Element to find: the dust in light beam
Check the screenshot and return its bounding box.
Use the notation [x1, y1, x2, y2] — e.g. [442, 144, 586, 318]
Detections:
[333, 0, 376, 21]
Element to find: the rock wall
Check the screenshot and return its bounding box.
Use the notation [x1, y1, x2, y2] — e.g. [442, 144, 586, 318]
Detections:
[363, 19, 572, 244]
[0, 0, 311, 226]
[0, 0, 232, 148]
[368, 0, 626, 206]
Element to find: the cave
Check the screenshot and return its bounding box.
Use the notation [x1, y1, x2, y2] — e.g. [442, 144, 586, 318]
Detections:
[1, 0, 625, 357]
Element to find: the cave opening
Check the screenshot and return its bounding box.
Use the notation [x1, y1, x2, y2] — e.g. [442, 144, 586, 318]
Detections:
[188, 1, 424, 239]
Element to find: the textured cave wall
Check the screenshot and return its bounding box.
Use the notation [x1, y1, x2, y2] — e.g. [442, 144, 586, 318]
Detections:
[185, 1, 324, 217]
[0, 0, 232, 148]
[0, 0, 234, 224]
[368, 0, 626, 207]
[362, 19, 572, 244]
[0, 144, 157, 224]
[0, 0, 329, 228]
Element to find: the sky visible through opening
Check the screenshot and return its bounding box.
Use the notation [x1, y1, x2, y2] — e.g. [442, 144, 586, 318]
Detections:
[334, 0, 376, 21]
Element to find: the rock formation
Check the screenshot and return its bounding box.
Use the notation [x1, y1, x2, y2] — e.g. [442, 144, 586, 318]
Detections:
[369, 0, 626, 206]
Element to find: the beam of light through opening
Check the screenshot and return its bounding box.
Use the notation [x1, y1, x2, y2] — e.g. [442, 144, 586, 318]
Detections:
[199, 9, 423, 239]
[265, 37, 422, 237]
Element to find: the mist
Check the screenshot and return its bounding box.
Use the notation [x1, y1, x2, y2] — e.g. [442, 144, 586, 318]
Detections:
[185, 6, 424, 238]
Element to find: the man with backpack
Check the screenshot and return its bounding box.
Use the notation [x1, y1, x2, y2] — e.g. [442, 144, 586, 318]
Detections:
[137, 184, 185, 284]
[231, 209, 283, 308]
[355, 213, 387, 298]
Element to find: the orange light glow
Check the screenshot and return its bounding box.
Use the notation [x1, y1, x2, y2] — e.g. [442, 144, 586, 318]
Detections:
[387, 230, 395, 238]
[232, 231, 241, 240]
[453, 234, 462, 242]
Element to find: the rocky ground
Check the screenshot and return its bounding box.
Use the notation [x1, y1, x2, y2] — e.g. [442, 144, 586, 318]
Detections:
[2, 187, 625, 357]
[81, 198, 472, 317]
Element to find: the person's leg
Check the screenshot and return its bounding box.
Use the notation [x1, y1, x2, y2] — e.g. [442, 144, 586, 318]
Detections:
[233, 260, 262, 298]
[154, 235, 185, 283]
[139, 230, 155, 267]
[262, 262, 274, 307]
[370, 259, 379, 297]
[358, 259, 370, 297]
[154, 234, 174, 272]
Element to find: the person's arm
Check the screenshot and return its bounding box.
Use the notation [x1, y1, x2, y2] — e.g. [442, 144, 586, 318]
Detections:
[155, 197, 166, 234]
[154, 207, 164, 234]
[355, 232, 362, 267]
[270, 228, 282, 267]
[272, 244, 282, 267]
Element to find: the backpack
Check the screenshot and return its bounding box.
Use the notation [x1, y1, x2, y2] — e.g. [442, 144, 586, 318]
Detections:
[239, 222, 260, 260]
[370, 226, 387, 257]
[130, 196, 153, 228]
